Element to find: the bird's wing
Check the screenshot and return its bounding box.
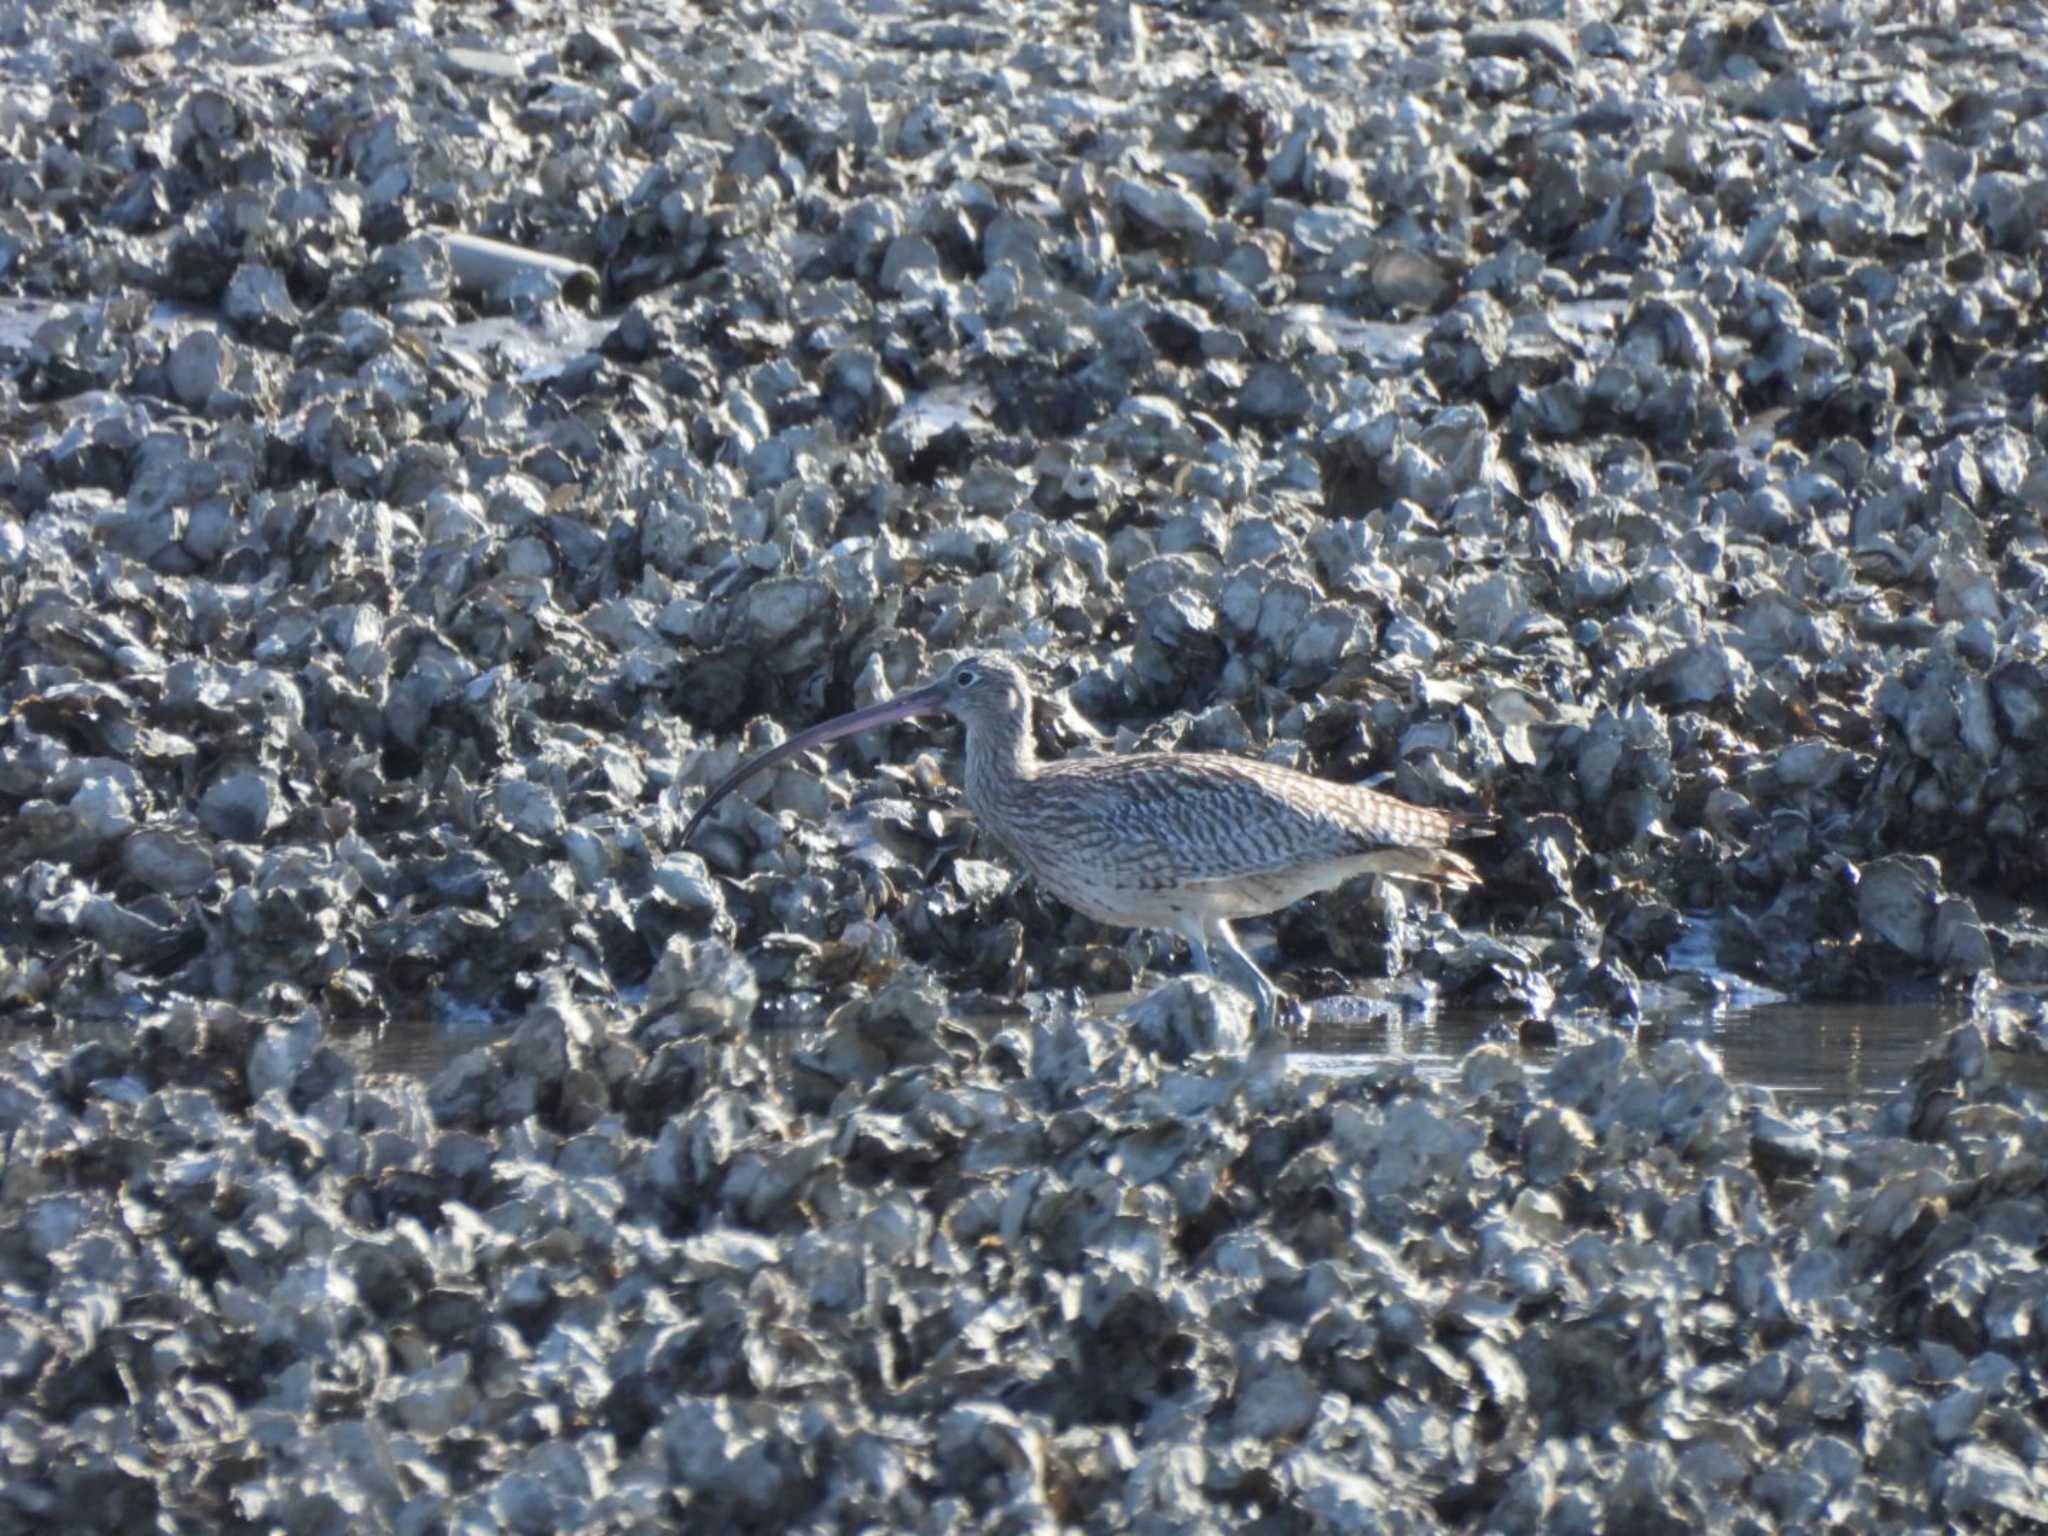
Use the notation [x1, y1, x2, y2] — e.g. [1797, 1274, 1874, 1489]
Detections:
[1037, 754, 1464, 886]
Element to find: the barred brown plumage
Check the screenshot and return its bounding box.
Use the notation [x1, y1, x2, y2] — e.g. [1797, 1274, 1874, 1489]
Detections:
[684, 654, 1490, 1028]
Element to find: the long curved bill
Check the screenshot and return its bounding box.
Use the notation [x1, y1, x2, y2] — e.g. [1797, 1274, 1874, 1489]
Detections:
[682, 682, 947, 844]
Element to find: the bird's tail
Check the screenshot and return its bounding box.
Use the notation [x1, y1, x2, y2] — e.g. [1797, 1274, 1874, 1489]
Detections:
[1354, 846, 1484, 890]
[1448, 807, 1498, 838]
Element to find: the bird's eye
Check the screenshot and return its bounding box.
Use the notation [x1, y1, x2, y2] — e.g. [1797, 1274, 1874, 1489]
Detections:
[953, 667, 978, 687]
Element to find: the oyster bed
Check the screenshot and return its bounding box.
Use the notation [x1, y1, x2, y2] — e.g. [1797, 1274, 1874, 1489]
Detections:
[4, 0, 2048, 1528]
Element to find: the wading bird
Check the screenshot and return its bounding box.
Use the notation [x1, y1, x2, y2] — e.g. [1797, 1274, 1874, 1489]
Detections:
[684, 655, 1487, 1028]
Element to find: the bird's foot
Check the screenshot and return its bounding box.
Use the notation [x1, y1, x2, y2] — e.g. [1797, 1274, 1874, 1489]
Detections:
[1272, 989, 1309, 1038]
[1250, 988, 1309, 1041]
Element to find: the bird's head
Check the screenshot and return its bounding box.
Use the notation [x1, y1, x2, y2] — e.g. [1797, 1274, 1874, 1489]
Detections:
[918, 653, 1031, 731]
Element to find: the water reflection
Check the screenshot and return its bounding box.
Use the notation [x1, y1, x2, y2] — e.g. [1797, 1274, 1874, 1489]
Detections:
[1298, 993, 1971, 1108]
[303, 986, 1973, 1110]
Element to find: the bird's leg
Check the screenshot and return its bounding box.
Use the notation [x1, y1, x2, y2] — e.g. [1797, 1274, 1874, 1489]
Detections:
[1209, 919, 1280, 1033]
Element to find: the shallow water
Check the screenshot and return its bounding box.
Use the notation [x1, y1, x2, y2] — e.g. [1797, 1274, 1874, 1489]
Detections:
[0, 970, 1969, 1110]
[304, 982, 1975, 1111]
[1296, 993, 1969, 1108]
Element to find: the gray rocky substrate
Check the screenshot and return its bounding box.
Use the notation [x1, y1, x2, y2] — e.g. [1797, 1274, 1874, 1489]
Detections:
[4, 0, 2048, 1528]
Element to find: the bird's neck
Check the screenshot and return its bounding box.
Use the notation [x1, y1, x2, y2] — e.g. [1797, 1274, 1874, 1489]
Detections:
[961, 709, 1038, 808]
